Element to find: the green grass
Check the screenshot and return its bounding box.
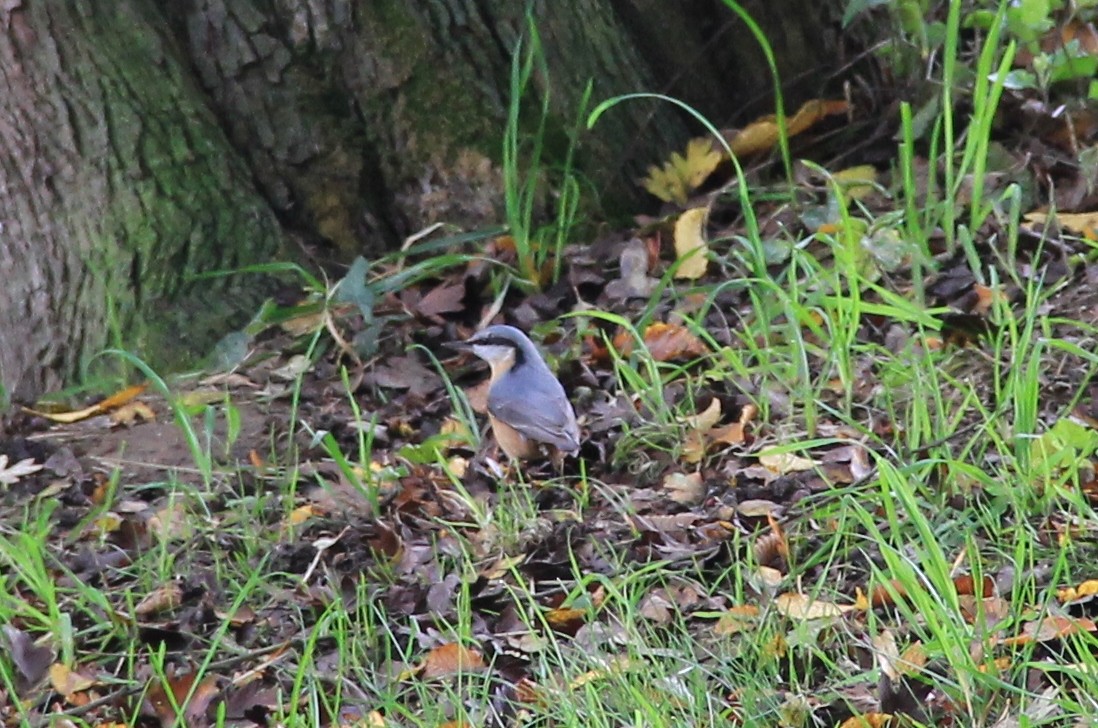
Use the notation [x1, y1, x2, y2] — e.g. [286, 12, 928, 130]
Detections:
[7, 3, 1098, 727]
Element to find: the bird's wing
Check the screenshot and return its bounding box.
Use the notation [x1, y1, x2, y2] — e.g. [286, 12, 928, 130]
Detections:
[488, 381, 579, 452]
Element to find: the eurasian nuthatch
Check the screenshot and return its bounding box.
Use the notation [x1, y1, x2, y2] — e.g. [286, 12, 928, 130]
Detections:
[448, 325, 580, 461]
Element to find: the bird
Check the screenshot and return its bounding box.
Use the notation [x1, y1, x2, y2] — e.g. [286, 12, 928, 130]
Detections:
[447, 325, 580, 462]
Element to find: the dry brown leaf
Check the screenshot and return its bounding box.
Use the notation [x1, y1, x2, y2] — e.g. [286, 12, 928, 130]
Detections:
[662, 471, 705, 506]
[109, 400, 156, 426]
[418, 643, 486, 679]
[97, 383, 150, 410]
[868, 579, 910, 608]
[2, 625, 54, 686]
[727, 99, 850, 157]
[285, 503, 322, 528]
[642, 322, 708, 361]
[1024, 210, 1098, 238]
[545, 607, 587, 632]
[479, 553, 527, 580]
[641, 137, 723, 205]
[673, 207, 710, 279]
[24, 383, 149, 424]
[709, 421, 746, 446]
[679, 399, 719, 465]
[415, 282, 466, 318]
[681, 428, 708, 464]
[714, 605, 761, 636]
[142, 672, 221, 728]
[758, 450, 820, 474]
[680, 398, 722, 430]
[148, 502, 193, 542]
[134, 583, 183, 618]
[49, 663, 98, 700]
[774, 592, 856, 620]
[736, 499, 782, 518]
[952, 574, 995, 597]
[438, 417, 475, 451]
[996, 614, 1097, 647]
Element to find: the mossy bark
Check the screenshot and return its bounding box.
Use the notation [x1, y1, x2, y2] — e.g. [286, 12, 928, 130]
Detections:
[1, 0, 861, 399]
[0, 1, 286, 400]
[168, 0, 859, 260]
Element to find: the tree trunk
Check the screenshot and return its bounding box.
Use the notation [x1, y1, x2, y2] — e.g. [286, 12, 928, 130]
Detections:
[1, 0, 862, 400]
[0, 1, 286, 401]
[169, 0, 862, 256]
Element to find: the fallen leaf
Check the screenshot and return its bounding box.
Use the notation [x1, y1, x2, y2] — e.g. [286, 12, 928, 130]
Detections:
[673, 207, 710, 279]
[663, 471, 705, 506]
[680, 398, 722, 430]
[1058, 579, 1098, 603]
[49, 663, 98, 701]
[758, 450, 821, 474]
[417, 643, 486, 680]
[545, 607, 587, 633]
[414, 282, 466, 318]
[0, 455, 43, 486]
[642, 322, 708, 361]
[568, 657, 633, 690]
[134, 583, 183, 618]
[714, 605, 761, 635]
[142, 672, 221, 728]
[996, 614, 1097, 646]
[177, 388, 225, 408]
[1024, 210, 1098, 238]
[831, 164, 878, 201]
[279, 306, 326, 336]
[1, 625, 54, 687]
[727, 99, 850, 157]
[109, 400, 156, 426]
[365, 355, 440, 398]
[774, 592, 856, 619]
[642, 137, 723, 205]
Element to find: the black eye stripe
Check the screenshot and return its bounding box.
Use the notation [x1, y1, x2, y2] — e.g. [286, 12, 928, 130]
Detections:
[470, 337, 518, 348]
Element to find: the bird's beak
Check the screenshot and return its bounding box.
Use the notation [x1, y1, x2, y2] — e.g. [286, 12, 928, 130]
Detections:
[444, 339, 472, 351]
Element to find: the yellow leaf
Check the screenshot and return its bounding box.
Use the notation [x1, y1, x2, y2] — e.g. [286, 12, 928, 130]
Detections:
[831, 165, 878, 201]
[679, 398, 722, 430]
[727, 99, 850, 156]
[23, 383, 148, 423]
[641, 137, 723, 205]
[774, 592, 856, 619]
[758, 450, 820, 474]
[673, 207, 710, 279]
[49, 663, 97, 699]
[1024, 210, 1098, 239]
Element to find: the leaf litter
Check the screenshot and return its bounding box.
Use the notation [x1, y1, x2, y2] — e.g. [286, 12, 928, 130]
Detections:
[4, 39, 1098, 728]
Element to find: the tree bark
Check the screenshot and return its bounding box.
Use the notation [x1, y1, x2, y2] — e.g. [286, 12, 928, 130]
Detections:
[1, 0, 863, 400]
[0, 1, 286, 401]
[168, 0, 860, 257]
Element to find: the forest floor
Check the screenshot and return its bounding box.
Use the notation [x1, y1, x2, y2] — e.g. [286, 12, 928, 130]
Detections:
[4, 57, 1098, 728]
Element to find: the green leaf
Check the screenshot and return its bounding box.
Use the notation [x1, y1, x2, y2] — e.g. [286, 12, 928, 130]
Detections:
[333, 256, 375, 323]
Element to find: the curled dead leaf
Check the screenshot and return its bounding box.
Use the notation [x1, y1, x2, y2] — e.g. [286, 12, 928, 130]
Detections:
[134, 583, 183, 618]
